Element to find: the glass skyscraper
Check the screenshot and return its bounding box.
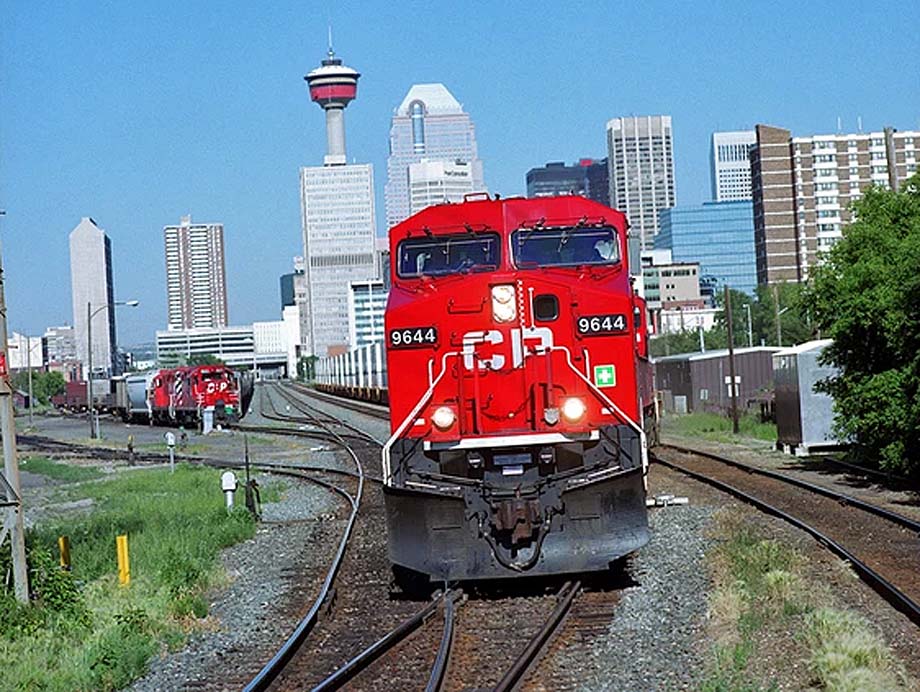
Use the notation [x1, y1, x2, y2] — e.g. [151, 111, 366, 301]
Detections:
[656, 201, 756, 296]
[385, 84, 484, 228]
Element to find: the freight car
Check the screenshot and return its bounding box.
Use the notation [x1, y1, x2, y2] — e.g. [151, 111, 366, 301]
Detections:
[317, 193, 656, 582]
[107, 365, 240, 425]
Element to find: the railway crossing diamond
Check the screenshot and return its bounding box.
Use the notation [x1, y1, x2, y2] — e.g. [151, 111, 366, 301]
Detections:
[594, 364, 616, 388]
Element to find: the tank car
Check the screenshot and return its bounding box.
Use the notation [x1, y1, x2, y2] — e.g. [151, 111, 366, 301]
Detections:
[382, 194, 655, 581]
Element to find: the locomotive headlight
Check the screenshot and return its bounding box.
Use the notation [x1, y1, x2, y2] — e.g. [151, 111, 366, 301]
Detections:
[432, 406, 456, 430]
[491, 285, 517, 323]
[561, 397, 587, 423]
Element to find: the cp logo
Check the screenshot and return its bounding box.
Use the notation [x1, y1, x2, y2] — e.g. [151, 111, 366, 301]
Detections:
[461, 327, 554, 371]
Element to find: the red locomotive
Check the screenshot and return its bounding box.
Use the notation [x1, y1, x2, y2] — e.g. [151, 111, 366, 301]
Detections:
[146, 365, 239, 425]
[383, 194, 656, 582]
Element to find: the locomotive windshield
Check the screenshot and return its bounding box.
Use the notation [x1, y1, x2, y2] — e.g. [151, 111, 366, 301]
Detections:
[512, 226, 621, 268]
[397, 232, 501, 278]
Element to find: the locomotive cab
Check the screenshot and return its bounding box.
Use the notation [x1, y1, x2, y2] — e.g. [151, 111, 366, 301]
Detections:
[383, 195, 654, 582]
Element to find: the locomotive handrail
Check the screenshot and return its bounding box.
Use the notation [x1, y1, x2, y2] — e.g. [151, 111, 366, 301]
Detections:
[549, 345, 649, 482]
[381, 350, 462, 484]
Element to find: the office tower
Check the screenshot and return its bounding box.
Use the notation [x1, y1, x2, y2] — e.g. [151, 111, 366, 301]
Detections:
[348, 280, 388, 347]
[711, 130, 756, 201]
[606, 115, 676, 251]
[301, 49, 377, 357]
[385, 84, 484, 228]
[657, 201, 757, 296]
[525, 159, 610, 206]
[163, 215, 229, 330]
[69, 217, 117, 376]
[750, 124, 918, 285]
[408, 159, 475, 215]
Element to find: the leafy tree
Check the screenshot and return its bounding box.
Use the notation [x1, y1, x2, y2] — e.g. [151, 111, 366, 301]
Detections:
[186, 354, 224, 366]
[10, 371, 66, 404]
[807, 174, 920, 473]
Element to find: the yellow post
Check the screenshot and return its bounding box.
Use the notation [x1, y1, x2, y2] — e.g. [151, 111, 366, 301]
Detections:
[58, 535, 71, 571]
[116, 534, 130, 586]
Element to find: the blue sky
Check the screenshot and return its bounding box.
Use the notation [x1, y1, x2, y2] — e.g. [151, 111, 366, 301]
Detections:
[2, 1, 918, 345]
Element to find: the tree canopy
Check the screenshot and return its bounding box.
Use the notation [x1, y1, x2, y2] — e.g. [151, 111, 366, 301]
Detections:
[807, 174, 920, 473]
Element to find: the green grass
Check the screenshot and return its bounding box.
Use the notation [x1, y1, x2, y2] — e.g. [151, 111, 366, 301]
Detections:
[662, 411, 777, 443]
[19, 456, 104, 482]
[699, 512, 909, 691]
[0, 464, 258, 691]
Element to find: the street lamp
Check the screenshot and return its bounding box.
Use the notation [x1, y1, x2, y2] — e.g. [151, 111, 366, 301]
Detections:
[742, 304, 753, 348]
[87, 300, 139, 438]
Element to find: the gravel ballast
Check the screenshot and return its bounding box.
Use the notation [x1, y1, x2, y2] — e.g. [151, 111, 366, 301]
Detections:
[548, 502, 716, 690]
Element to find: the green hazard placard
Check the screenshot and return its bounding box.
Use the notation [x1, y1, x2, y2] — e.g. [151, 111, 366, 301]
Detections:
[594, 364, 616, 388]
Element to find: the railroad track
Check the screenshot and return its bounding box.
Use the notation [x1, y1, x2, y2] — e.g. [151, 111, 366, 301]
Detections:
[654, 443, 920, 628]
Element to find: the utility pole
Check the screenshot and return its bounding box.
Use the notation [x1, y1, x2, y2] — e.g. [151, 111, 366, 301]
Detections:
[743, 303, 753, 349]
[725, 285, 740, 434]
[87, 301, 94, 438]
[0, 214, 30, 602]
[27, 335, 33, 427]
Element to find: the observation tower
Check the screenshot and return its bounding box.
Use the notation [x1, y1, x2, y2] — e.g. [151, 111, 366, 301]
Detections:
[305, 48, 361, 166]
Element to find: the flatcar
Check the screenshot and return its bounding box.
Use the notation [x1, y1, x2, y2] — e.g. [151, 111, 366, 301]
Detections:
[319, 194, 656, 582]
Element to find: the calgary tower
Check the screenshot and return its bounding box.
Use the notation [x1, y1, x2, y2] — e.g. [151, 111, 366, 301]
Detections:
[305, 46, 361, 166]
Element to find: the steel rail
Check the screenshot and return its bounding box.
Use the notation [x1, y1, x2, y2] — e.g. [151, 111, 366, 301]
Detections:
[492, 581, 580, 692]
[291, 381, 390, 421]
[243, 397, 366, 692]
[426, 590, 459, 692]
[654, 454, 920, 628]
[656, 443, 920, 533]
[310, 589, 458, 692]
[273, 382, 386, 447]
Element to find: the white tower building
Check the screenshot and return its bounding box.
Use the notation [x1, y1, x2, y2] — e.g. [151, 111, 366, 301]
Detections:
[606, 115, 676, 252]
[385, 84, 484, 228]
[300, 48, 377, 357]
[69, 217, 117, 376]
[711, 130, 756, 201]
[408, 159, 475, 215]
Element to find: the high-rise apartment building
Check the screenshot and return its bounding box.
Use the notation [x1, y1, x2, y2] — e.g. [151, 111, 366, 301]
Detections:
[163, 215, 228, 330]
[525, 159, 610, 206]
[711, 130, 755, 201]
[408, 159, 475, 215]
[750, 124, 918, 285]
[385, 83, 484, 228]
[606, 115, 676, 252]
[69, 217, 117, 376]
[42, 325, 77, 365]
[301, 49, 377, 357]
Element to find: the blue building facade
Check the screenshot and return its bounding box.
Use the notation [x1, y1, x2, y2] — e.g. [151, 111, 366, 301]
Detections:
[656, 201, 756, 296]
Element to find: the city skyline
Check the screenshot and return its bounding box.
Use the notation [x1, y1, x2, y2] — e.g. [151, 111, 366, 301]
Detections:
[2, 3, 918, 344]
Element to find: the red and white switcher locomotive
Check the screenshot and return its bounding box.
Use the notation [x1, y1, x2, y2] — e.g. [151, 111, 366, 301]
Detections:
[383, 193, 656, 582]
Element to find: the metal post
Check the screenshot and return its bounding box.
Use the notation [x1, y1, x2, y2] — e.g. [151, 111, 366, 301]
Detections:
[725, 286, 740, 434]
[26, 335, 33, 426]
[0, 222, 30, 602]
[87, 301, 94, 438]
[743, 304, 753, 348]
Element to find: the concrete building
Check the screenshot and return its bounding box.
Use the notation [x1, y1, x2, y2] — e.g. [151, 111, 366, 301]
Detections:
[7, 333, 42, 371]
[164, 215, 228, 330]
[525, 159, 610, 206]
[69, 217, 117, 376]
[643, 262, 702, 311]
[711, 130, 756, 201]
[348, 280, 388, 347]
[606, 115, 676, 252]
[408, 159, 475, 215]
[751, 124, 919, 285]
[156, 325, 287, 371]
[301, 49, 378, 357]
[42, 325, 77, 364]
[657, 201, 757, 296]
[385, 83, 484, 228]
